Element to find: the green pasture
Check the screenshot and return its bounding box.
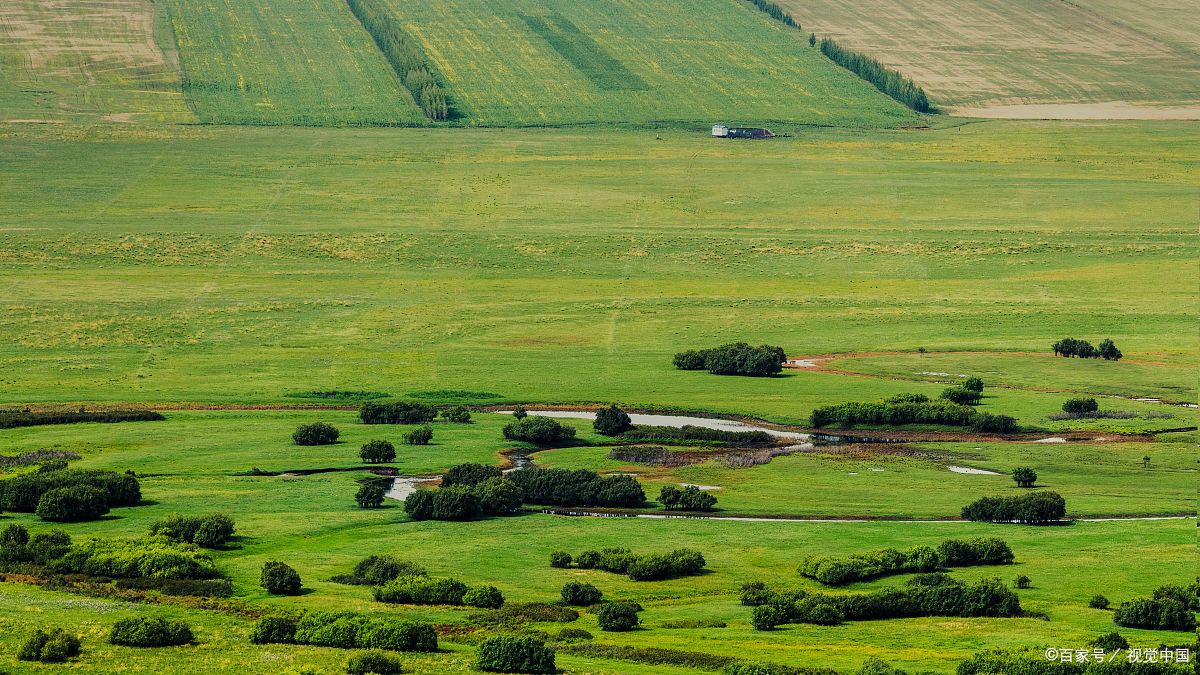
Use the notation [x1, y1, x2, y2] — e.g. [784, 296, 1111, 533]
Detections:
[0, 121, 1195, 423]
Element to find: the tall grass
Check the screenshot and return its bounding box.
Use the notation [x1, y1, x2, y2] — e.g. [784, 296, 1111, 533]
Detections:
[345, 0, 452, 120]
[819, 38, 931, 112]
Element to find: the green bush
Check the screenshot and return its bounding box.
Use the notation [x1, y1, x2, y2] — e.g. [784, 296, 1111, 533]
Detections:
[1062, 397, 1099, 414]
[50, 536, 218, 580]
[249, 616, 297, 644]
[440, 406, 472, 424]
[1112, 597, 1196, 631]
[292, 612, 437, 652]
[1, 468, 140, 512]
[404, 425, 433, 445]
[800, 538, 1013, 586]
[360, 401, 436, 425]
[549, 551, 572, 568]
[476, 635, 556, 673]
[962, 377, 985, 393]
[373, 577, 468, 605]
[473, 477, 523, 515]
[0, 409, 163, 430]
[961, 492, 1066, 524]
[793, 599, 843, 625]
[508, 468, 644, 508]
[502, 417, 576, 445]
[403, 490, 434, 520]
[346, 650, 404, 674]
[597, 602, 640, 631]
[441, 463, 502, 487]
[350, 555, 426, 585]
[940, 387, 981, 405]
[658, 485, 717, 511]
[149, 513, 235, 548]
[561, 581, 602, 606]
[432, 485, 481, 520]
[594, 404, 632, 436]
[751, 604, 783, 630]
[1091, 631, 1128, 651]
[673, 343, 785, 376]
[360, 440, 396, 464]
[261, 561, 302, 595]
[511, 406, 527, 420]
[464, 585, 505, 609]
[1011, 467, 1037, 488]
[35, 485, 109, 522]
[293, 422, 340, 445]
[356, 482, 387, 509]
[108, 616, 193, 647]
[1089, 594, 1109, 609]
[17, 628, 81, 662]
[113, 577, 233, 597]
[555, 627, 593, 642]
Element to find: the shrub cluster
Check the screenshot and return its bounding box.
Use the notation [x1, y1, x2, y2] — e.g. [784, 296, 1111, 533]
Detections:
[149, 513, 235, 548]
[594, 404, 633, 436]
[36, 485, 109, 522]
[673, 343, 785, 376]
[469, 602, 578, 627]
[476, 635, 556, 673]
[252, 611, 438, 652]
[261, 561, 302, 595]
[344, 0, 449, 120]
[746, 575, 1021, 628]
[502, 417, 576, 445]
[332, 555, 427, 586]
[810, 397, 1016, 432]
[940, 387, 981, 406]
[109, 616, 193, 647]
[557, 547, 706, 581]
[819, 38, 930, 112]
[404, 477, 522, 521]
[347, 650, 404, 675]
[961, 492, 1066, 524]
[1012, 467, 1037, 488]
[0, 449, 80, 469]
[369, 564, 503, 608]
[293, 421, 340, 445]
[1053, 338, 1122, 361]
[440, 405, 473, 423]
[356, 480, 387, 508]
[799, 538, 1014, 585]
[0, 408, 163, 430]
[52, 536, 220, 580]
[360, 401, 437, 425]
[1112, 585, 1197, 631]
[112, 576, 233, 597]
[619, 425, 773, 446]
[508, 468, 644, 508]
[441, 463, 502, 488]
[1062, 397, 1099, 415]
[360, 439, 396, 463]
[561, 581, 603, 606]
[404, 425, 433, 445]
[18, 629, 81, 662]
[0, 525, 72, 567]
[0, 468, 141, 516]
[658, 485, 717, 511]
[597, 602, 641, 631]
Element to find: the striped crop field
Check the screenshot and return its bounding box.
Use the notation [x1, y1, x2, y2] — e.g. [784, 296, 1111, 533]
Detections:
[377, 0, 916, 127]
[0, 0, 194, 123]
[161, 0, 424, 125]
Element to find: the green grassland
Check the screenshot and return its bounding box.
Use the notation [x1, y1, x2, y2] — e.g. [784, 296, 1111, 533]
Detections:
[372, 0, 914, 127]
[0, 121, 1194, 428]
[0, 0, 194, 123]
[160, 0, 425, 125]
[776, 0, 1200, 115]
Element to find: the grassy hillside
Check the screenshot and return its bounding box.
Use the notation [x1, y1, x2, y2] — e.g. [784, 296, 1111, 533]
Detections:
[372, 0, 914, 127]
[775, 0, 1200, 117]
[0, 0, 194, 123]
[160, 0, 425, 125]
[0, 121, 1194, 422]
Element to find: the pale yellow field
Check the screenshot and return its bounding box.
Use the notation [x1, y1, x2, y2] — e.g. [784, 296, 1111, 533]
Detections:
[0, 0, 194, 122]
[777, 0, 1200, 117]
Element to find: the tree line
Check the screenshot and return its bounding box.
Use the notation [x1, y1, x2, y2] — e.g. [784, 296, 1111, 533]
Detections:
[1052, 337, 1122, 360]
[961, 491, 1066, 524]
[0, 408, 162, 430]
[809, 393, 1016, 432]
[549, 546, 707, 581]
[744, 0, 800, 30]
[798, 537, 1014, 586]
[819, 38, 931, 112]
[674, 342, 786, 377]
[346, 0, 451, 120]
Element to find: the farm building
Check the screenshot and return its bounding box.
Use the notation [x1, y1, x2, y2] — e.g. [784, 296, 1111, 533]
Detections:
[711, 124, 774, 139]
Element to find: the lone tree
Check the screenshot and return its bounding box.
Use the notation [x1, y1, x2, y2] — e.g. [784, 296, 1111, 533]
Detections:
[405, 425, 433, 445]
[809, 32, 817, 47]
[360, 439, 396, 464]
[356, 482, 386, 508]
[594, 404, 632, 436]
[962, 377, 984, 393]
[1012, 467, 1037, 488]
[260, 561, 302, 595]
[511, 405, 528, 420]
[293, 422, 339, 446]
[1062, 398, 1098, 415]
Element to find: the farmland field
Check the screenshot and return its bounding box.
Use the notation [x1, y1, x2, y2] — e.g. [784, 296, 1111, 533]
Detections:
[0, 0, 194, 123]
[159, 0, 424, 125]
[373, 0, 915, 127]
[776, 0, 1200, 117]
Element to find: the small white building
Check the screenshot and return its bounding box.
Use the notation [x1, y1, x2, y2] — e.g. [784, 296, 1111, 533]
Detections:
[711, 124, 728, 138]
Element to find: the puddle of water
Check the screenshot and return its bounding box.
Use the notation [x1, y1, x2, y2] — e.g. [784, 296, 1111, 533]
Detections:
[493, 410, 809, 440]
[947, 465, 1002, 475]
[1033, 437, 1067, 443]
[386, 476, 439, 501]
[681, 483, 721, 491]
